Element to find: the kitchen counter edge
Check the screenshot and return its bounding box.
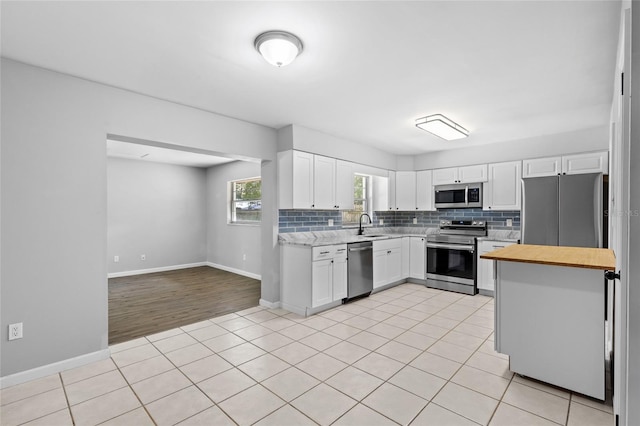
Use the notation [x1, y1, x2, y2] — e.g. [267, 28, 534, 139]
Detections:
[480, 244, 615, 270]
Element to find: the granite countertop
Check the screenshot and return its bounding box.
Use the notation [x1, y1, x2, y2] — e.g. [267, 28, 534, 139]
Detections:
[480, 230, 521, 242]
[279, 227, 437, 247]
[480, 244, 615, 270]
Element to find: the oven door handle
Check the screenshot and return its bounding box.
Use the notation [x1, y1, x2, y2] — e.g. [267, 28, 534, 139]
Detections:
[427, 242, 474, 252]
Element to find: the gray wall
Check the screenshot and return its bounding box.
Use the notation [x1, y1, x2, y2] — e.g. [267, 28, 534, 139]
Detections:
[0, 59, 277, 378]
[108, 158, 207, 274]
[206, 161, 262, 277]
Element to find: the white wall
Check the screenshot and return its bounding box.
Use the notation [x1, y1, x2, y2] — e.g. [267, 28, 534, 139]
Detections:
[107, 158, 207, 274]
[206, 161, 262, 277]
[414, 125, 609, 170]
[0, 59, 277, 381]
[280, 124, 398, 170]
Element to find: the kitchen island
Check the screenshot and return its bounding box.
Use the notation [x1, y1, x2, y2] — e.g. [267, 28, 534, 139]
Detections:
[481, 244, 615, 400]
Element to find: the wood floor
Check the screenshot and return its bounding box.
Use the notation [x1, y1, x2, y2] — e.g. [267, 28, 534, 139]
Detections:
[108, 266, 260, 345]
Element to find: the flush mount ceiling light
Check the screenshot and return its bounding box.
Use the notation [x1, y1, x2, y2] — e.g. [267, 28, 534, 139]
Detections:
[415, 114, 469, 140]
[254, 30, 303, 67]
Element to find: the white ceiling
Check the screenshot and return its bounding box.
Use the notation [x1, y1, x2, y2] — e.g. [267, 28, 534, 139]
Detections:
[1, 1, 621, 156]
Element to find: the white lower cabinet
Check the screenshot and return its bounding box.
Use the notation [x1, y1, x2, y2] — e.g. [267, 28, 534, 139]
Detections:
[373, 238, 402, 289]
[281, 244, 347, 315]
[477, 240, 517, 294]
[409, 237, 426, 279]
[401, 237, 411, 278]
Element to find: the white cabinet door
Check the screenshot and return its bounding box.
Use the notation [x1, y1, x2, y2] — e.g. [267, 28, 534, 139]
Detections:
[395, 171, 417, 211]
[433, 165, 487, 184]
[522, 156, 561, 178]
[433, 167, 459, 185]
[313, 155, 336, 209]
[416, 170, 434, 211]
[409, 237, 426, 279]
[373, 249, 388, 289]
[332, 256, 348, 301]
[477, 240, 516, 292]
[372, 175, 390, 212]
[459, 164, 488, 183]
[387, 171, 397, 210]
[484, 161, 522, 210]
[562, 151, 608, 175]
[401, 237, 410, 279]
[311, 259, 333, 307]
[387, 248, 403, 284]
[292, 151, 314, 209]
[335, 160, 354, 210]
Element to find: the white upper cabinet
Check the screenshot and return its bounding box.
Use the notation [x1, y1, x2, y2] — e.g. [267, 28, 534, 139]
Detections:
[278, 150, 354, 210]
[386, 170, 435, 211]
[562, 151, 608, 175]
[395, 171, 417, 211]
[433, 164, 488, 185]
[313, 155, 336, 209]
[484, 161, 522, 211]
[416, 170, 435, 211]
[372, 175, 390, 212]
[523, 151, 608, 178]
[522, 156, 561, 178]
[279, 150, 314, 209]
[387, 171, 397, 210]
[335, 160, 354, 210]
[433, 167, 458, 185]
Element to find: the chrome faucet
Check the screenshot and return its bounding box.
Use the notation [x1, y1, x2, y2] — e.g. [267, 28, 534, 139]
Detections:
[358, 213, 372, 235]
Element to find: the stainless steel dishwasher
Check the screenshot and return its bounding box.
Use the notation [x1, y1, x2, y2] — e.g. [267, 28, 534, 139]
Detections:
[346, 241, 373, 301]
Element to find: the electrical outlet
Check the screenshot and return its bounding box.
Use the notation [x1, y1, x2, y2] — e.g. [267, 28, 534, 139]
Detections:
[328, 219, 334, 226]
[140, 254, 146, 261]
[379, 219, 384, 225]
[506, 219, 513, 227]
[8, 323, 23, 341]
[114, 255, 119, 263]
[413, 217, 418, 224]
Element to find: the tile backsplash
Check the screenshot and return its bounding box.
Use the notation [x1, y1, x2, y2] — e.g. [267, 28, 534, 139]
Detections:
[279, 208, 520, 233]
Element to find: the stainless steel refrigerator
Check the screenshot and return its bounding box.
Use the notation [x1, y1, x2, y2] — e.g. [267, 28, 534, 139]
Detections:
[521, 173, 603, 247]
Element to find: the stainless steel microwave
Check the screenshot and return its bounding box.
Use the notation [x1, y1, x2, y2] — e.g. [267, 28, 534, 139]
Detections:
[434, 183, 483, 209]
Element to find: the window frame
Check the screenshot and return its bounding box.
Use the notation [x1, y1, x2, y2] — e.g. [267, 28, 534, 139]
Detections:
[229, 176, 262, 225]
[342, 173, 373, 227]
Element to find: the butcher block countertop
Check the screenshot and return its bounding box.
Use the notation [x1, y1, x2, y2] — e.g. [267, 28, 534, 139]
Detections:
[480, 244, 616, 270]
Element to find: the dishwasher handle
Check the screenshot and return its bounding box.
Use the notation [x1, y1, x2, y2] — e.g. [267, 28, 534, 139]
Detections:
[349, 246, 373, 252]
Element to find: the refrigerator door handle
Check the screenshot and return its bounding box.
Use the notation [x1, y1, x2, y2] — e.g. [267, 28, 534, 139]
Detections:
[520, 179, 526, 242]
[465, 185, 469, 205]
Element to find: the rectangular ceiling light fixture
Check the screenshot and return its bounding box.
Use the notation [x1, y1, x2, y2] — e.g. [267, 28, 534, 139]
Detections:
[415, 114, 469, 140]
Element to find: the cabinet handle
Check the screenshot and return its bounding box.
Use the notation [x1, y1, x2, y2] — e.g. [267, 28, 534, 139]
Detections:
[320, 251, 330, 254]
[311, 204, 315, 208]
[387, 250, 392, 254]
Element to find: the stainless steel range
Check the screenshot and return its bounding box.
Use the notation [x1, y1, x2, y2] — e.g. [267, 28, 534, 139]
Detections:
[426, 220, 487, 295]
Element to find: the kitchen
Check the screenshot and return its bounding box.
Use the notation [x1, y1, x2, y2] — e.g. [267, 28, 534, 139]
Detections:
[1, 1, 639, 426]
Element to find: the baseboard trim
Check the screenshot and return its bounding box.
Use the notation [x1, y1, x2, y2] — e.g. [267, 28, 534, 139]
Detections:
[259, 299, 281, 309]
[206, 262, 261, 280]
[0, 349, 111, 389]
[108, 262, 207, 278]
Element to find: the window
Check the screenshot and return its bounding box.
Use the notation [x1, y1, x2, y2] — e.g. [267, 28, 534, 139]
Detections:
[230, 177, 261, 223]
[342, 174, 371, 225]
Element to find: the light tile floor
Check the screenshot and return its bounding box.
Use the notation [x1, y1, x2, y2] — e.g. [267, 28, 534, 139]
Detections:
[1, 284, 614, 426]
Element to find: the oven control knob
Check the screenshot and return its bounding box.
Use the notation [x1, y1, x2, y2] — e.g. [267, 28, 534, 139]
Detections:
[472, 221, 477, 225]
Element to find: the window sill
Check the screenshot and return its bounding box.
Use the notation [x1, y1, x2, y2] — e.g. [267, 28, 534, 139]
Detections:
[228, 222, 261, 227]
